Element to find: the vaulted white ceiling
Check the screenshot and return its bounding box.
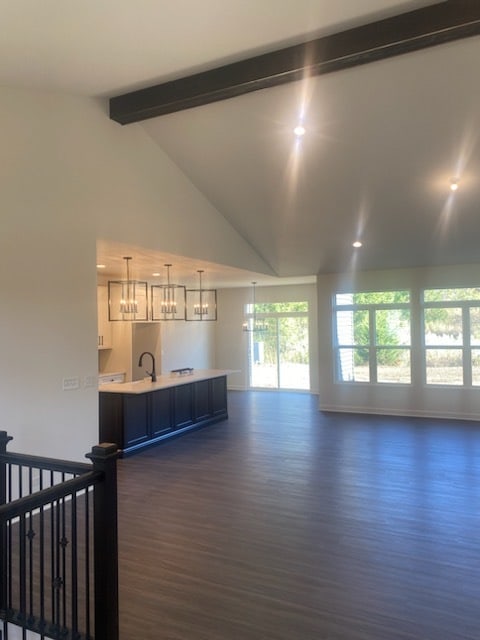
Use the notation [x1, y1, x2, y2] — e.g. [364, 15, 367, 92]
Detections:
[0, 1, 434, 96]
[2, 1, 479, 284]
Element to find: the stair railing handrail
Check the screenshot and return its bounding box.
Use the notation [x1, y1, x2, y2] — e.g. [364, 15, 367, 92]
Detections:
[0, 431, 119, 640]
[0, 450, 93, 475]
[0, 471, 101, 520]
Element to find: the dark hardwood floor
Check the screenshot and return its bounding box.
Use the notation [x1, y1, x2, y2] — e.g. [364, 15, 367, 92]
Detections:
[117, 391, 480, 640]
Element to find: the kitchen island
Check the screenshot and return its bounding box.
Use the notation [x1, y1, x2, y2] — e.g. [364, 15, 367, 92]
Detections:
[99, 369, 232, 456]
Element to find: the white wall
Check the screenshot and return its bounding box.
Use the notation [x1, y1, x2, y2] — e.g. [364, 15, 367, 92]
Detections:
[317, 263, 480, 420]
[215, 283, 319, 392]
[160, 321, 216, 373]
[0, 90, 98, 460]
[0, 85, 272, 460]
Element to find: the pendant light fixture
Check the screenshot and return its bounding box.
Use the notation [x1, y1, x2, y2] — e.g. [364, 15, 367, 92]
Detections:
[186, 270, 217, 321]
[108, 257, 148, 321]
[151, 264, 186, 321]
[243, 281, 267, 333]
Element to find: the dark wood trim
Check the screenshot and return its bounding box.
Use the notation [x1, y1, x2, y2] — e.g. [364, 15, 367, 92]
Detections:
[110, 1, 480, 124]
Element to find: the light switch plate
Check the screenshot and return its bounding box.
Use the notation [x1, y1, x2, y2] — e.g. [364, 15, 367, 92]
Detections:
[84, 375, 97, 388]
[63, 377, 80, 391]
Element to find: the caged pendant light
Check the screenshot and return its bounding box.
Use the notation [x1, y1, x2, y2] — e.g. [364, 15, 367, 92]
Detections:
[186, 270, 217, 321]
[151, 264, 186, 321]
[108, 256, 148, 321]
[242, 281, 267, 333]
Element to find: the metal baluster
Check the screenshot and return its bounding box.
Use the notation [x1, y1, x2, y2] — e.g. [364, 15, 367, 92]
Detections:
[84, 487, 91, 639]
[50, 499, 56, 634]
[0, 432, 13, 629]
[39, 504, 45, 638]
[27, 467, 33, 626]
[70, 492, 78, 637]
[7, 464, 12, 620]
[19, 513, 26, 627]
[60, 495, 67, 633]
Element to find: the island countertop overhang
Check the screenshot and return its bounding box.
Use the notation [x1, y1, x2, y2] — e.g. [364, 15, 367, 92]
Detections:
[99, 369, 236, 394]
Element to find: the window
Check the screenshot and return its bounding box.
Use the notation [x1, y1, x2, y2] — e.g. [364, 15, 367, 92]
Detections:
[334, 291, 411, 384]
[245, 302, 310, 390]
[423, 288, 480, 386]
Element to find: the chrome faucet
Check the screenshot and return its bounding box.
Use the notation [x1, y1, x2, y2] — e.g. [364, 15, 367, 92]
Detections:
[138, 351, 157, 382]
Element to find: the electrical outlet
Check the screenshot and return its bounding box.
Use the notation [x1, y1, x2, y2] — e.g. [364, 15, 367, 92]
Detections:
[63, 377, 80, 391]
[84, 375, 97, 388]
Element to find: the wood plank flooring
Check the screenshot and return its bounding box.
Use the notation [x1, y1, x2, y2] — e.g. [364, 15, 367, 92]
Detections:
[117, 391, 480, 640]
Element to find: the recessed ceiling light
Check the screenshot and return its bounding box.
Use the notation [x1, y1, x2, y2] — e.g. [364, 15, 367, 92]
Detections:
[450, 177, 459, 191]
[294, 125, 306, 137]
[352, 241, 362, 248]
[152, 272, 161, 277]
[96, 264, 106, 269]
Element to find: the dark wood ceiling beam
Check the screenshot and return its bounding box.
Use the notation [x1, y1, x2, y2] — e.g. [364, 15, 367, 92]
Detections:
[110, 1, 480, 125]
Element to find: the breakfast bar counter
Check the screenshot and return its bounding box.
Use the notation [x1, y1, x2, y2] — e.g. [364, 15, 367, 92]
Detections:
[99, 369, 232, 456]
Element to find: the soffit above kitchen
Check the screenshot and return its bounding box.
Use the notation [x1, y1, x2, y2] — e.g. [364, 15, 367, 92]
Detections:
[96, 239, 315, 289]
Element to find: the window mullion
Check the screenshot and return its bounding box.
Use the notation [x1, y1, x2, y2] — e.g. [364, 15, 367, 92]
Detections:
[369, 308, 377, 383]
[464, 305, 472, 386]
[276, 317, 281, 388]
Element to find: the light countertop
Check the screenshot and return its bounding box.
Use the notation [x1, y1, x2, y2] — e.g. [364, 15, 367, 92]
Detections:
[99, 369, 236, 394]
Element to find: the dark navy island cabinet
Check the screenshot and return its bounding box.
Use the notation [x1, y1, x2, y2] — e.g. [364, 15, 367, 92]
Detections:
[99, 374, 228, 456]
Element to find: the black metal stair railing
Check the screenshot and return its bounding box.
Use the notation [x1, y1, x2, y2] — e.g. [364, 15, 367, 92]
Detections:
[0, 431, 119, 640]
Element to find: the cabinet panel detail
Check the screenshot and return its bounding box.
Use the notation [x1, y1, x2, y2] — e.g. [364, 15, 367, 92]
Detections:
[150, 388, 173, 437]
[123, 394, 149, 447]
[174, 384, 194, 429]
[194, 379, 211, 421]
[99, 393, 123, 447]
[212, 376, 227, 416]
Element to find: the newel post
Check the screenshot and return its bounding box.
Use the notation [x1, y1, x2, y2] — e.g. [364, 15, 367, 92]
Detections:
[0, 431, 13, 621]
[0, 431, 13, 507]
[86, 442, 120, 640]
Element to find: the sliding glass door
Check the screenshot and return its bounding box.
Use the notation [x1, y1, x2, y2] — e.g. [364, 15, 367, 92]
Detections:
[247, 304, 310, 390]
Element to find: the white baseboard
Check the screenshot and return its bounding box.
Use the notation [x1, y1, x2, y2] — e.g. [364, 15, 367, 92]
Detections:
[319, 404, 480, 421]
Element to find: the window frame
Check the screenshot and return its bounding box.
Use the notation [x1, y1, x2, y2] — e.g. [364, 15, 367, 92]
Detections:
[333, 292, 412, 385]
[422, 290, 480, 387]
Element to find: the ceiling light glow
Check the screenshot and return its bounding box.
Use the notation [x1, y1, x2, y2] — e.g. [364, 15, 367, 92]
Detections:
[450, 178, 459, 191]
[294, 125, 306, 137]
[352, 241, 362, 248]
